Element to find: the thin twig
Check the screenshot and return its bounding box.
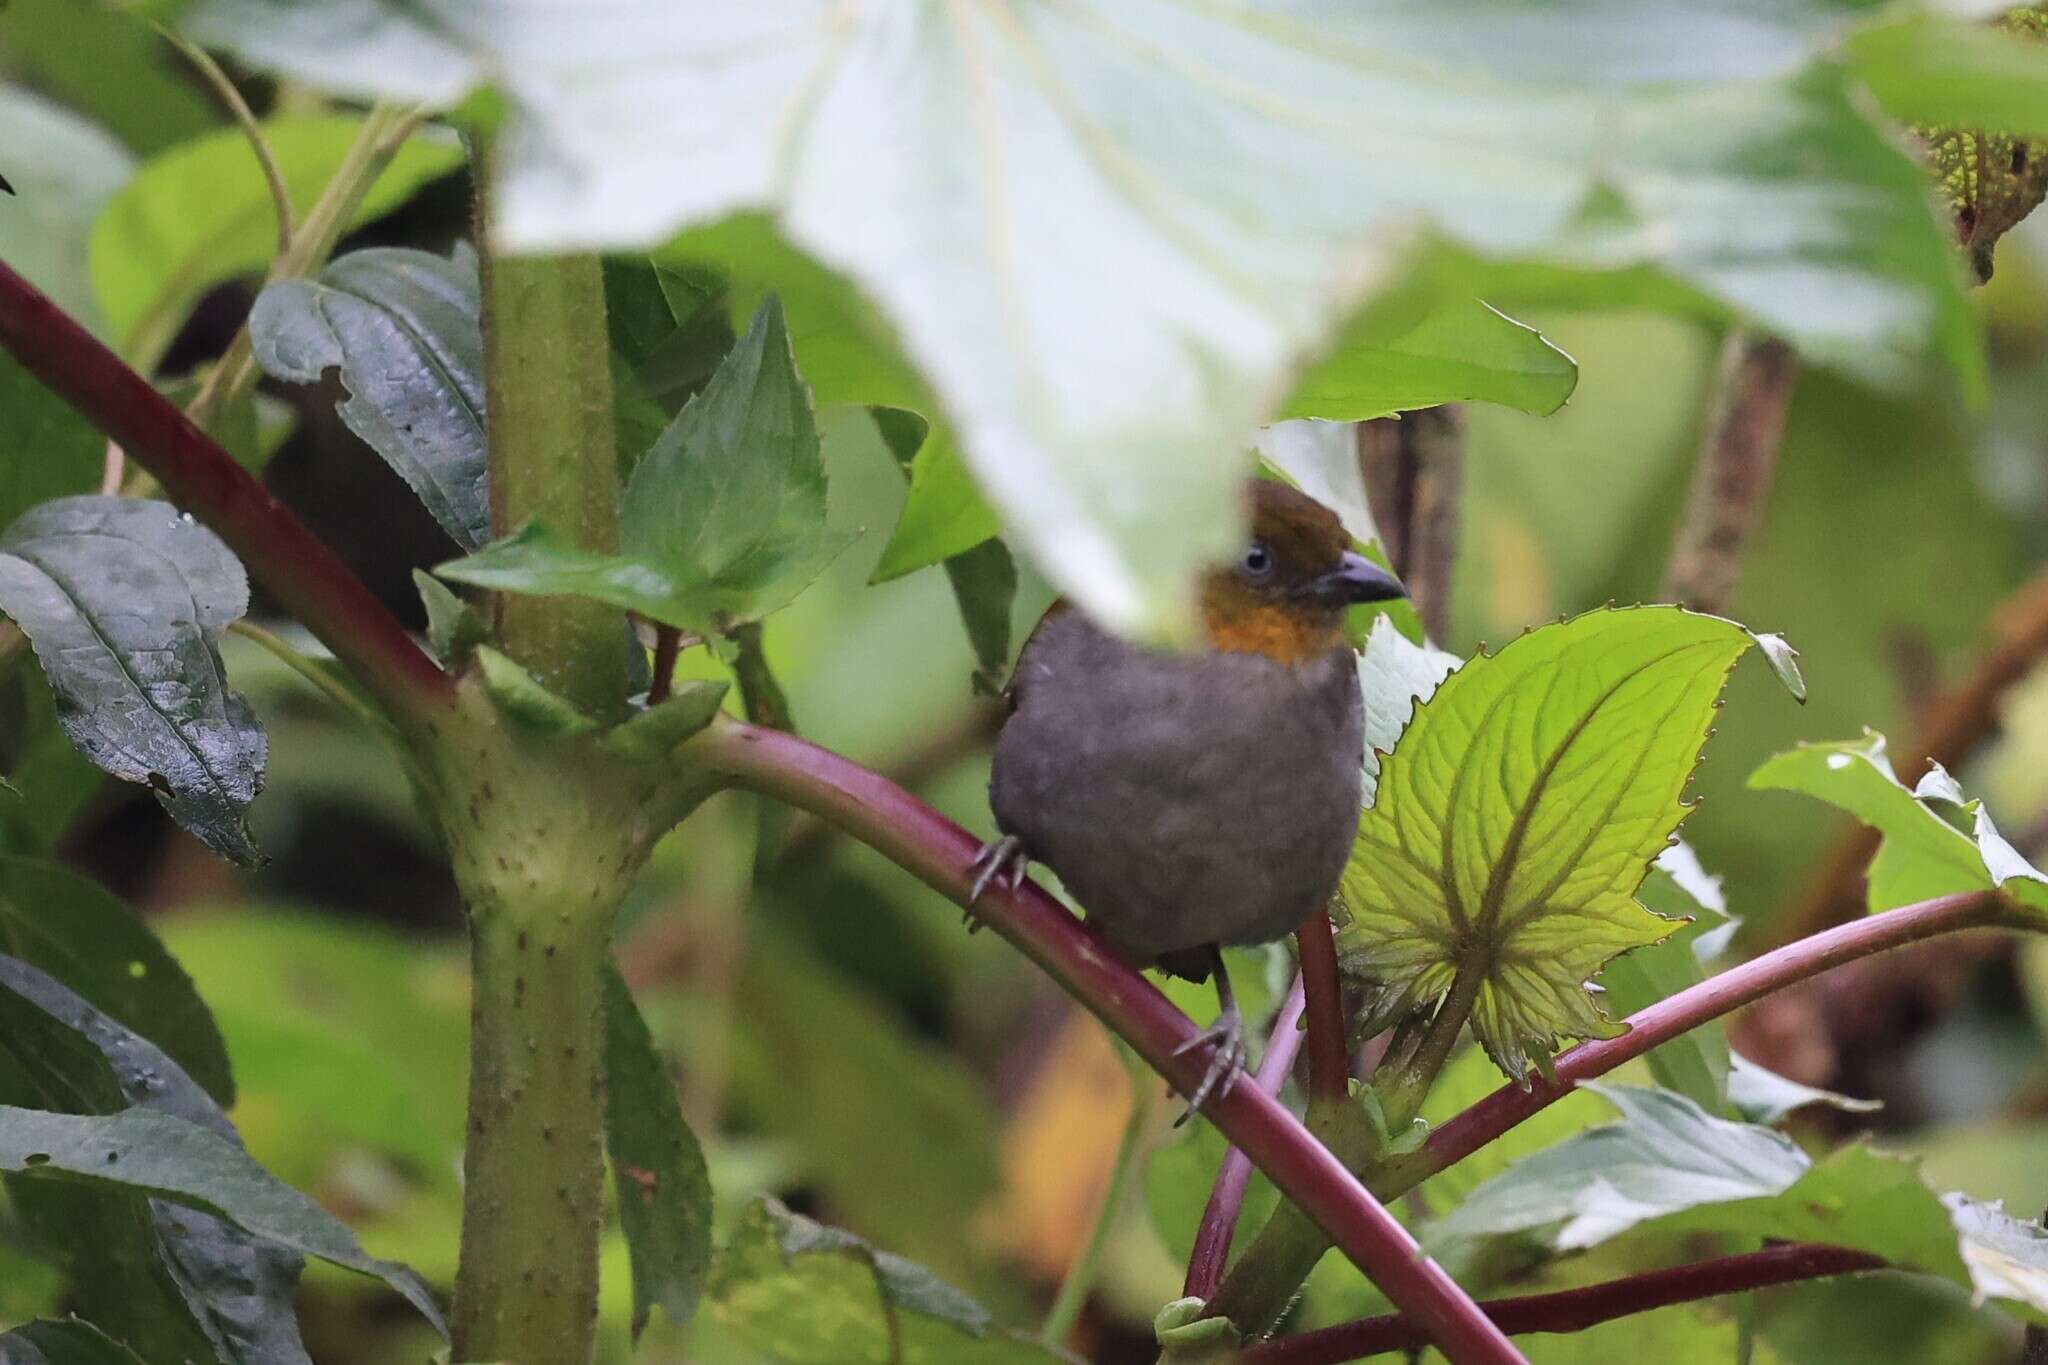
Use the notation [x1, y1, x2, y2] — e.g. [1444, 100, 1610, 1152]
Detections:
[1660, 331, 1798, 615]
[1041, 1070, 1154, 1348]
[1297, 911, 1350, 1103]
[153, 23, 295, 256]
[0, 257, 454, 723]
[648, 624, 681, 705]
[1240, 1243, 1885, 1363]
[226, 619, 385, 731]
[1184, 976, 1307, 1301]
[697, 717, 1529, 1365]
[98, 441, 125, 496]
[1775, 565, 2048, 945]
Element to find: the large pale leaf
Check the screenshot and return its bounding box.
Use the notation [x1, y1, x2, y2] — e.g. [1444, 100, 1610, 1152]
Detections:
[1279, 300, 1578, 422]
[187, 0, 1973, 640]
[0, 497, 266, 864]
[1354, 614, 1460, 807]
[440, 296, 855, 633]
[706, 1197, 1073, 1364]
[1848, 11, 2048, 137]
[88, 115, 463, 364]
[249, 245, 488, 549]
[603, 966, 713, 1340]
[1337, 607, 1790, 1078]
[0, 855, 233, 1105]
[1727, 1053, 1881, 1126]
[1749, 731, 2048, 915]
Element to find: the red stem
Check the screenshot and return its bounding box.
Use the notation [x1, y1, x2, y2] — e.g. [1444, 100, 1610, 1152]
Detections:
[1297, 910, 1350, 1103]
[1184, 975, 1307, 1301]
[648, 623, 681, 705]
[1390, 889, 2013, 1192]
[699, 718, 1528, 1365]
[1241, 1243, 1885, 1363]
[0, 257, 453, 724]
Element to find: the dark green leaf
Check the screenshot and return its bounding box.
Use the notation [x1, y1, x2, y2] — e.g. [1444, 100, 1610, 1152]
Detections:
[603, 965, 712, 1339]
[0, 672, 104, 857]
[870, 418, 998, 584]
[873, 408, 1016, 693]
[0, 497, 265, 865]
[441, 297, 855, 633]
[1279, 300, 1578, 421]
[707, 1196, 1073, 1364]
[89, 115, 464, 365]
[602, 255, 734, 473]
[0, 1319, 149, 1365]
[250, 245, 489, 549]
[0, 855, 233, 1105]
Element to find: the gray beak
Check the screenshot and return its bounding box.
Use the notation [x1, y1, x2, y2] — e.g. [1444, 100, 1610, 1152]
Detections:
[1302, 551, 1406, 606]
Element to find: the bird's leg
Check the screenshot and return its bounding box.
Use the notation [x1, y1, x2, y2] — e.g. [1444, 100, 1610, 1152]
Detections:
[964, 834, 1029, 932]
[1171, 946, 1245, 1124]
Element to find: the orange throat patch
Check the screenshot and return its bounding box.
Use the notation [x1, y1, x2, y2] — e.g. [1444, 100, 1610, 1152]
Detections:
[1199, 578, 1347, 666]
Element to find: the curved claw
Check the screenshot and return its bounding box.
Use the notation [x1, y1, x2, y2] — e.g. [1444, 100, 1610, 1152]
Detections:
[964, 835, 1028, 933]
[1172, 1003, 1246, 1125]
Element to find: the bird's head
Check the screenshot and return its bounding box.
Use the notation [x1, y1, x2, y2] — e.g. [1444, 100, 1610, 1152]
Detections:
[1200, 479, 1406, 663]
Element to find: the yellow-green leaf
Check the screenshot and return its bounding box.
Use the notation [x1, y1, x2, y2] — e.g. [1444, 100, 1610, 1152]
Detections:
[1337, 606, 1782, 1080]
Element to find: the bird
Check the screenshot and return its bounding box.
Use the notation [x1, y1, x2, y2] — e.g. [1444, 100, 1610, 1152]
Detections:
[972, 478, 1406, 1113]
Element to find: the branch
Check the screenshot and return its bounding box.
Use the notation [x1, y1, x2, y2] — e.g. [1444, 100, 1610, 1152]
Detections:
[1297, 911, 1349, 1103]
[1660, 330, 1798, 615]
[1380, 890, 2021, 1194]
[1184, 976, 1307, 1301]
[0, 257, 454, 726]
[1240, 1243, 1885, 1364]
[1777, 564, 2048, 944]
[696, 718, 1529, 1365]
[1357, 407, 1462, 642]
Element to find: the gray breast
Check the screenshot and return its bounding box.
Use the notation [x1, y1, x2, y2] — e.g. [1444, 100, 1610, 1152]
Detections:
[988, 611, 1363, 966]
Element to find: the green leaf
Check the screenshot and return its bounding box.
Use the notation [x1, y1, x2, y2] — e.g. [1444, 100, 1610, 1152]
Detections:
[706, 1196, 1073, 1364]
[192, 0, 1975, 639]
[442, 296, 855, 633]
[250, 245, 488, 549]
[1354, 615, 1460, 808]
[0, 855, 234, 1105]
[0, 1319, 149, 1365]
[1749, 731, 2048, 915]
[1413, 1044, 1613, 1219]
[1425, 1084, 1812, 1271]
[872, 408, 1016, 693]
[472, 645, 598, 734]
[1280, 300, 1578, 422]
[1336, 606, 1784, 1078]
[1596, 847, 1736, 1114]
[88, 114, 463, 364]
[0, 496, 266, 865]
[602, 966, 712, 1339]
[0, 672, 104, 858]
[1849, 13, 2048, 139]
[412, 569, 486, 664]
[602, 255, 735, 474]
[0, 1104, 444, 1332]
[603, 681, 731, 759]
[1727, 1053, 1881, 1126]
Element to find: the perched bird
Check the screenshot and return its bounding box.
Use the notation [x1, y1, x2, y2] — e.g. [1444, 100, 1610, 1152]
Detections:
[974, 479, 1406, 1111]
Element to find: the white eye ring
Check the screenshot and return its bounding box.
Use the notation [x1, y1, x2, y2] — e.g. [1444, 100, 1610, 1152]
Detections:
[1241, 542, 1274, 578]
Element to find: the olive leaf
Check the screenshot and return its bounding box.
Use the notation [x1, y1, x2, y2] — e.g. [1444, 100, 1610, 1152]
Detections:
[1337, 607, 1800, 1080]
[250, 245, 489, 549]
[0, 497, 265, 865]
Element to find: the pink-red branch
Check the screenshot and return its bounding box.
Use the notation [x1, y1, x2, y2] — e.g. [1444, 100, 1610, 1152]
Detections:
[1384, 889, 2019, 1193]
[1241, 1243, 1885, 1363]
[0, 257, 453, 724]
[697, 717, 1528, 1365]
[1297, 910, 1350, 1103]
[1184, 975, 1307, 1301]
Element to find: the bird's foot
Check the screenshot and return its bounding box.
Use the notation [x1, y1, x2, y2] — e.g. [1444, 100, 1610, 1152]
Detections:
[1171, 999, 1246, 1125]
[963, 835, 1028, 932]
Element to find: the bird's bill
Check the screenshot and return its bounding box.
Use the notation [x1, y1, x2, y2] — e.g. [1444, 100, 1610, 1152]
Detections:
[1298, 551, 1406, 606]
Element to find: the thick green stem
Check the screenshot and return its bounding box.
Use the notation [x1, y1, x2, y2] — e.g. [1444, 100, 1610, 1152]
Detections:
[475, 175, 628, 720]
[452, 888, 612, 1358]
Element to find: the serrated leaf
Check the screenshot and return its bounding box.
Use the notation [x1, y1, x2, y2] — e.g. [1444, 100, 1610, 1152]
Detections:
[707, 1196, 1074, 1364]
[89, 115, 463, 364]
[250, 245, 488, 549]
[602, 256, 734, 473]
[1597, 847, 1738, 1114]
[1337, 607, 1777, 1078]
[0, 855, 233, 1106]
[0, 497, 265, 865]
[1749, 731, 2048, 915]
[441, 296, 854, 633]
[603, 681, 730, 759]
[1727, 1053, 1881, 1125]
[1355, 615, 1460, 808]
[1279, 300, 1578, 421]
[190, 0, 1976, 640]
[1946, 1194, 2048, 1314]
[603, 966, 712, 1339]
[0, 1319, 149, 1365]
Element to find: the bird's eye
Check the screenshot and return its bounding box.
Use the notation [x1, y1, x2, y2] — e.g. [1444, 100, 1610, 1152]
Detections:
[1241, 542, 1274, 579]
